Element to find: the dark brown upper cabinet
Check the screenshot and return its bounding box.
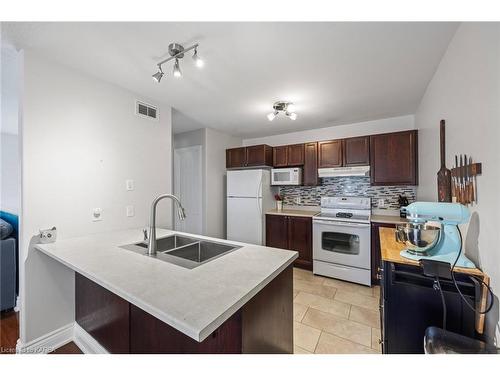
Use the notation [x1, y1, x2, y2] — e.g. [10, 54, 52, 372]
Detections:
[272, 144, 305, 167]
[370, 130, 418, 186]
[303, 142, 319, 186]
[226, 147, 246, 168]
[318, 140, 343, 168]
[273, 146, 288, 167]
[246, 145, 273, 167]
[226, 145, 273, 168]
[287, 144, 305, 166]
[343, 136, 370, 166]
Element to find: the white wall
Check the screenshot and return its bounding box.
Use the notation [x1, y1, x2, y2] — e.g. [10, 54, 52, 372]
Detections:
[415, 23, 500, 344]
[1, 133, 20, 213]
[1, 46, 20, 213]
[19, 51, 173, 344]
[243, 115, 415, 146]
[205, 128, 241, 239]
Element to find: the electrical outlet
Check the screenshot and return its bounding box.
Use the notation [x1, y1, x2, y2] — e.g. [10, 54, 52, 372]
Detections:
[295, 196, 301, 205]
[126, 205, 135, 217]
[378, 198, 386, 208]
[126, 179, 134, 191]
[92, 208, 102, 221]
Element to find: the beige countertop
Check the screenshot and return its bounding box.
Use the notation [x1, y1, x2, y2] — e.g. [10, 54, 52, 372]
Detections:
[266, 208, 319, 217]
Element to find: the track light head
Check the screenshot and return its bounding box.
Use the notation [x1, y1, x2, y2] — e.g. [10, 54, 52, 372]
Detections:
[286, 112, 298, 121]
[152, 66, 164, 83]
[173, 58, 182, 78]
[267, 112, 278, 121]
[193, 48, 204, 68]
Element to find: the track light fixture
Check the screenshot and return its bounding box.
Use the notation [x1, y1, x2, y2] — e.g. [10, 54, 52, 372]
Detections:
[152, 65, 164, 83]
[152, 42, 203, 83]
[267, 101, 298, 121]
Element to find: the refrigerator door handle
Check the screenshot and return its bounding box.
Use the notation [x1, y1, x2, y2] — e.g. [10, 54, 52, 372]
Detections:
[256, 176, 263, 216]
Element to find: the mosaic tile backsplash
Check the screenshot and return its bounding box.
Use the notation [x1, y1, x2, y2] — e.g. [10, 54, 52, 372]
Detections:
[279, 177, 416, 210]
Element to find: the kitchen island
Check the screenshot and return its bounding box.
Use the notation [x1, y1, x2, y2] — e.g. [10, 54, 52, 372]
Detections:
[35, 228, 297, 354]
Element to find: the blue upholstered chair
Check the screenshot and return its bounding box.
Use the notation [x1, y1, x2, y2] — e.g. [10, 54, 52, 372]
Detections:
[0, 211, 19, 311]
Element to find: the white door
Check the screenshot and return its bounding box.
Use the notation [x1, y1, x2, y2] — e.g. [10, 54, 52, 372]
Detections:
[227, 197, 263, 245]
[174, 146, 203, 234]
[227, 170, 263, 198]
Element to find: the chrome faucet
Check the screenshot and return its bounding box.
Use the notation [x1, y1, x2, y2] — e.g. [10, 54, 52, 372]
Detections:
[147, 194, 186, 256]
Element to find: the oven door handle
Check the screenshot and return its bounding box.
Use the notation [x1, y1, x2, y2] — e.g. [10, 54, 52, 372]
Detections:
[313, 219, 370, 228]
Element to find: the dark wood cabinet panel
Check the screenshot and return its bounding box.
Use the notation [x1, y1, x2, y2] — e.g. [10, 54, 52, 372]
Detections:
[265, 214, 288, 249]
[273, 146, 288, 167]
[266, 215, 312, 270]
[287, 144, 305, 166]
[303, 142, 318, 186]
[242, 265, 293, 353]
[75, 273, 130, 354]
[287, 216, 312, 270]
[226, 145, 273, 168]
[130, 305, 242, 354]
[226, 147, 246, 168]
[343, 136, 370, 166]
[370, 222, 396, 284]
[318, 140, 343, 168]
[370, 130, 418, 185]
[246, 145, 273, 167]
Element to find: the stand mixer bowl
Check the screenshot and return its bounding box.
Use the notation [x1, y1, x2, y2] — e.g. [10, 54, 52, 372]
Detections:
[395, 222, 441, 255]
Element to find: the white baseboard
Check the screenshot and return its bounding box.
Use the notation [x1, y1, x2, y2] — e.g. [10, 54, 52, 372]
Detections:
[73, 323, 108, 354]
[16, 322, 74, 354]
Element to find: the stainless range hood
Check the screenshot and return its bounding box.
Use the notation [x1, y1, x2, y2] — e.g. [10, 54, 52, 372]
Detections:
[318, 165, 370, 178]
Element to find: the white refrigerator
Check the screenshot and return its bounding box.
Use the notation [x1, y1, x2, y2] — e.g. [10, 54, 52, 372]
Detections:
[227, 169, 275, 245]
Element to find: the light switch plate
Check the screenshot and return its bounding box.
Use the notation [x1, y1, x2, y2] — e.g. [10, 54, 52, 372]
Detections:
[126, 205, 135, 217]
[126, 179, 134, 191]
[92, 208, 102, 221]
[378, 198, 386, 208]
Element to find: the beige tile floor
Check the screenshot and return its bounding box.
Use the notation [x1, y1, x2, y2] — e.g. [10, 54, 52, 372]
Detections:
[293, 267, 382, 354]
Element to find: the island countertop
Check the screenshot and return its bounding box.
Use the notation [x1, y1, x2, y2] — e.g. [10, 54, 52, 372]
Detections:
[35, 228, 298, 342]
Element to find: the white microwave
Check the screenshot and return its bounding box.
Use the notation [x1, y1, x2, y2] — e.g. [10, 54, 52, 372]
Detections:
[271, 168, 302, 186]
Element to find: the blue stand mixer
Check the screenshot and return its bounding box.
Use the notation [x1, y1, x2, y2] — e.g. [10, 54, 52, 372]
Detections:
[396, 202, 476, 268]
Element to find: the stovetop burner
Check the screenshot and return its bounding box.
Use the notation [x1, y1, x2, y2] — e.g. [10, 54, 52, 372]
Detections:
[336, 212, 353, 218]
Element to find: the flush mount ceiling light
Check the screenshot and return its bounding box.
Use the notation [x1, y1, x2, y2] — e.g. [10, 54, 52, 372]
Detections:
[267, 101, 298, 121]
[152, 42, 203, 83]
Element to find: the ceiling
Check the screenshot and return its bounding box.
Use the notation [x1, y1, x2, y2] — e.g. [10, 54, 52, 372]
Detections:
[2, 22, 458, 137]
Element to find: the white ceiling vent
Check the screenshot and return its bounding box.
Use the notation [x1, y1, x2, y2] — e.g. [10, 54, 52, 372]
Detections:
[136, 100, 159, 121]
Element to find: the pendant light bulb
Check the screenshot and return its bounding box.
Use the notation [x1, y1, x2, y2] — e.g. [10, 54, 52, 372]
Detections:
[173, 58, 182, 78]
[267, 112, 277, 121]
[193, 48, 204, 68]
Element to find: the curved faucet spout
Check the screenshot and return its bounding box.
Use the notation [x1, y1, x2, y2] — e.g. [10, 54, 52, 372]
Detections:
[147, 194, 186, 256]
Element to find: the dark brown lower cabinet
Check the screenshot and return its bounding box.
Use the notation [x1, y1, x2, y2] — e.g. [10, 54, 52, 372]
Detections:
[75, 273, 130, 354]
[75, 266, 293, 354]
[370, 222, 396, 284]
[266, 214, 312, 270]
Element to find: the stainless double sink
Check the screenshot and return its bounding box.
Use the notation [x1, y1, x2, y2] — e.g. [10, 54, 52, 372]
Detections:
[120, 234, 241, 269]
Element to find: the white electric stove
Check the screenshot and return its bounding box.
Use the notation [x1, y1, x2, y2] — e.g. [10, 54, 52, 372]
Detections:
[312, 196, 372, 286]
